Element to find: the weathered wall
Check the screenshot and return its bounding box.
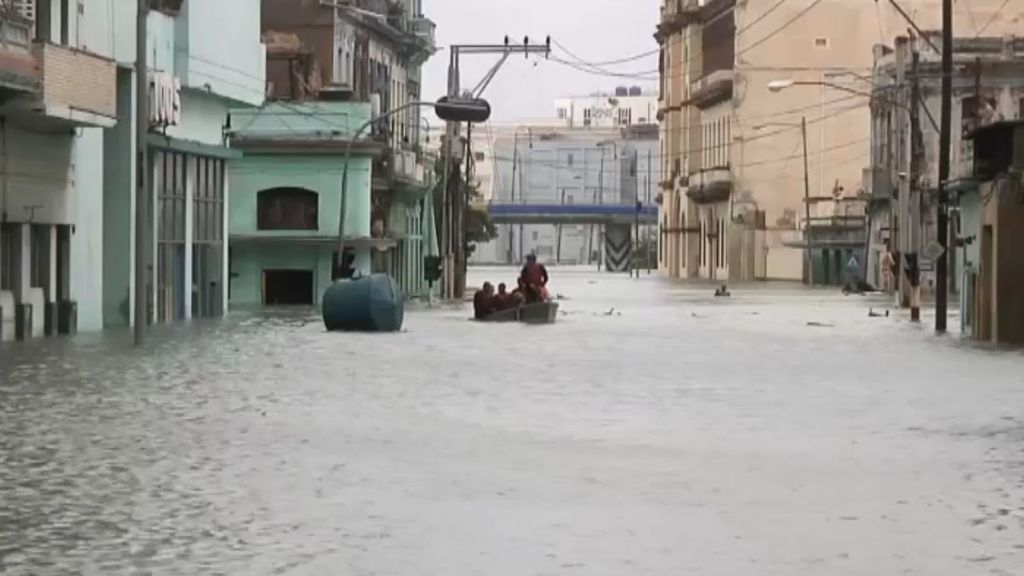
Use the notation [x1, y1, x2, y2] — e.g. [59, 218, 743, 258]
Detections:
[70, 129, 106, 332]
[230, 244, 333, 307]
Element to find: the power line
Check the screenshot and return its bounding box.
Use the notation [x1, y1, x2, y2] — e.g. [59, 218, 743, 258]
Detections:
[489, 96, 868, 155]
[975, 0, 1012, 36]
[549, 0, 794, 81]
[547, 0, 830, 85]
[736, 0, 824, 57]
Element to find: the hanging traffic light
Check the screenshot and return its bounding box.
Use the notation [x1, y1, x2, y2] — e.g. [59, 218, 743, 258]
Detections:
[433, 97, 492, 124]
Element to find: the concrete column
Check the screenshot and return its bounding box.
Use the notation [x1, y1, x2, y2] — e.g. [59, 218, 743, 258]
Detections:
[47, 225, 57, 303]
[183, 157, 194, 320]
[0, 226, 9, 342]
[222, 167, 230, 315]
[346, 157, 373, 276]
[150, 151, 159, 325]
[15, 223, 30, 301]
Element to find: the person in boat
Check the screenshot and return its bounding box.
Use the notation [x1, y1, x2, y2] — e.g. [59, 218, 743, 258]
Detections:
[510, 279, 527, 306]
[493, 283, 514, 311]
[519, 254, 550, 303]
[473, 282, 496, 319]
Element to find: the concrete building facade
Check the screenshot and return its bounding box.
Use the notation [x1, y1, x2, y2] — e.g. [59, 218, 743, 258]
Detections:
[655, 0, 1022, 284]
[240, 0, 437, 306]
[959, 120, 1024, 344]
[1, 0, 265, 341]
[554, 87, 659, 130]
[470, 122, 660, 267]
[868, 33, 1024, 305]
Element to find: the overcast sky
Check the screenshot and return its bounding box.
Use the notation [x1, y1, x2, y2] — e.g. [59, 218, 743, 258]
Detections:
[421, 0, 660, 122]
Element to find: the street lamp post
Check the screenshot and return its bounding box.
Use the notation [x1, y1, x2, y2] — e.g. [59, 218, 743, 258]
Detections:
[509, 126, 532, 264]
[335, 98, 490, 299]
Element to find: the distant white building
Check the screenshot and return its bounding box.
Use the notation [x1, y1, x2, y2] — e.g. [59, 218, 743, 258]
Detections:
[469, 102, 661, 265]
[554, 86, 659, 129]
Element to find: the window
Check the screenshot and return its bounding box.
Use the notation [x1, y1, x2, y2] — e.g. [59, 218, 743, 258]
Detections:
[567, 152, 574, 167]
[532, 230, 539, 241]
[474, 151, 486, 162]
[0, 223, 17, 291]
[584, 108, 593, 120]
[30, 224, 48, 290]
[257, 188, 319, 230]
[152, 0, 185, 15]
[814, 37, 829, 48]
[557, 107, 567, 119]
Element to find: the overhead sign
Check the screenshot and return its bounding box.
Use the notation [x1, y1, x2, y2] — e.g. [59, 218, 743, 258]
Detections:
[150, 71, 181, 127]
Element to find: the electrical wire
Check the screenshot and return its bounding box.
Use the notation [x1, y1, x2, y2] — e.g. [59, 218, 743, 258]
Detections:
[483, 96, 868, 168]
[735, 0, 824, 57]
[548, 0, 798, 82]
[975, 0, 1012, 36]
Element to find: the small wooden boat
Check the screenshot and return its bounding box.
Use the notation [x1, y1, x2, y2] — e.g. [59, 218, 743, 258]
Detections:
[478, 301, 559, 325]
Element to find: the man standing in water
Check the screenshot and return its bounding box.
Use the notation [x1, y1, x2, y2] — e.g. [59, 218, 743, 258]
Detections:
[519, 254, 550, 302]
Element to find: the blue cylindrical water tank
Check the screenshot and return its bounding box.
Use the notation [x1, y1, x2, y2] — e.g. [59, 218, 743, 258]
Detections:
[322, 274, 404, 332]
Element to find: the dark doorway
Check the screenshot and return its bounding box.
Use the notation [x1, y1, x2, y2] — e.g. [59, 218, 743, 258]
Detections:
[263, 269, 314, 305]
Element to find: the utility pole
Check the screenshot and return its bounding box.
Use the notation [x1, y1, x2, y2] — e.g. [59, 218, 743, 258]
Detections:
[596, 152, 605, 271]
[441, 39, 550, 299]
[461, 122, 474, 291]
[801, 116, 812, 285]
[556, 188, 565, 264]
[937, 0, 950, 332]
[647, 148, 653, 274]
[909, 48, 923, 322]
[509, 135, 518, 264]
[633, 149, 640, 279]
[134, 0, 149, 345]
[518, 153, 524, 262]
[936, 0, 952, 333]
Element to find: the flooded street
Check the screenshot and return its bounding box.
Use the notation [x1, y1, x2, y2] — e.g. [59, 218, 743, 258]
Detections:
[1, 269, 1023, 575]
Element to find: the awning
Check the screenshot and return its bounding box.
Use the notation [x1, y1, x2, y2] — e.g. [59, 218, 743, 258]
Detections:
[148, 133, 243, 160]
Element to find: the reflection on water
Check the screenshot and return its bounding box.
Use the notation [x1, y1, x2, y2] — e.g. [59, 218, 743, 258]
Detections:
[1, 270, 1022, 575]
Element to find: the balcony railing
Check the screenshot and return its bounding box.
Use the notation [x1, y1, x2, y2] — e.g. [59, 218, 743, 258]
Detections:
[393, 148, 428, 185]
[410, 16, 435, 46]
[689, 68, 733, 109]
[0, 9, 31, 48]
[0, 10, 37, 93]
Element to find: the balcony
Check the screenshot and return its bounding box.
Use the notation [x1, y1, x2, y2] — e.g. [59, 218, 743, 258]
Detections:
[688, 68, 733, 109]
[0, 11, 38, 97]
[657, 0, 700, 40]
[30, 43, 116, 127]
[686, 166, 733, 204]
[410, 16, 436, 47]
[389, 148, 432, 202]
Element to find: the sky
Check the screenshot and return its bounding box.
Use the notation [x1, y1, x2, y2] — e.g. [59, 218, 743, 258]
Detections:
[420, 0, 661, 122]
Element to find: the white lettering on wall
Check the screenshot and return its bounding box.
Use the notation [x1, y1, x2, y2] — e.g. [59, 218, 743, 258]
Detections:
[149, 71, 182, 128]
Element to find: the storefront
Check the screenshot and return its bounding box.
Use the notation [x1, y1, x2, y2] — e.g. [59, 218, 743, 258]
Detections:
[149, 137, 234, 324]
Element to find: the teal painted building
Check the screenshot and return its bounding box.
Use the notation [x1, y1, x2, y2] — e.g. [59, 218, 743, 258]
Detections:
[0, 0, 265, 340]
[227, 102, 438, 307]
[100, 1, 265, 328]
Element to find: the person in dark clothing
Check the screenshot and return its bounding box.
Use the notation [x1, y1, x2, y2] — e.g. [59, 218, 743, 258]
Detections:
[493, 283, 512, 311]
[519, 254, 550, 303]
[473, 282, 496, 319]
